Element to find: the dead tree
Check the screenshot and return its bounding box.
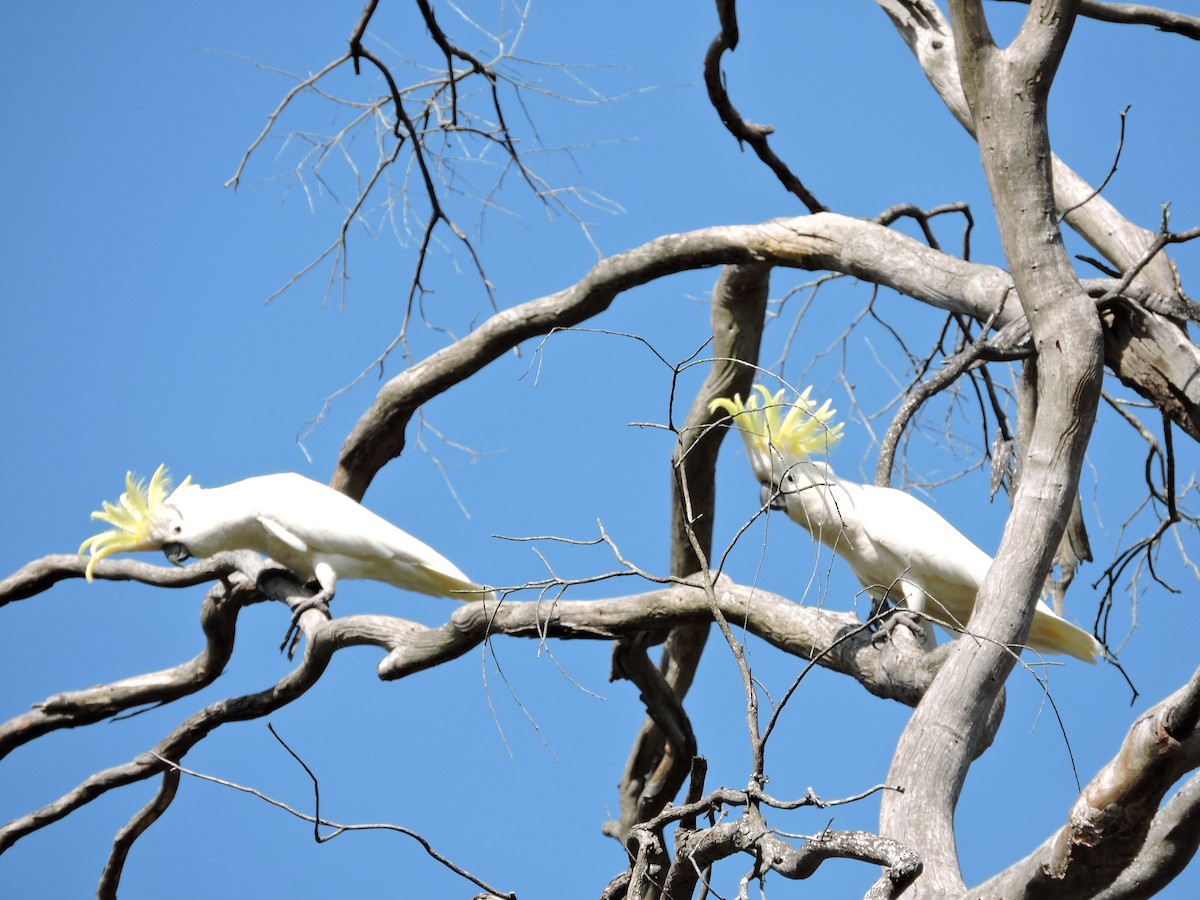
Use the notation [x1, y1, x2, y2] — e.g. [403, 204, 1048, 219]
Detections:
[3, 1, 1199, 897]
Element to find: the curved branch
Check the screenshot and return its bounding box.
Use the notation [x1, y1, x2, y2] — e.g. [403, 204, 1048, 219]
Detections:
[0, 563, 255, 761]
[973, 666, 1200, 896]
[671, 265, 771, 574]
[648, 800, 922, 899]
[0, 595, 335, 854]
[703, 0, 826, 212]
[98, 768, 180, 900]
[994, 0, 1200, 39]
[331, 212, 1022, 499]
[611, 638, 698, 833]
[372, 579, 950, 707]
[333, 210, 1198, 502]
[875, 302, 1007, 486]
[1096, 771, 1200, 899]
[874, 270, 1192, 488]
[758, 828, 922, 899]
[876, 0, 1200, 440]
[0, 553, 242, 607]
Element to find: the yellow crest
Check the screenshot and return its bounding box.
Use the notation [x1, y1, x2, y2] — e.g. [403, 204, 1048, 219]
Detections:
[710, 384, 844, 465]
[78, 465, 191, 581]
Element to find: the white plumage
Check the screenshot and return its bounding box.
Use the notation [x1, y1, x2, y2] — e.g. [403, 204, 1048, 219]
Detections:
[80, 467, 490, 607]
[712, 386, 1101, 663]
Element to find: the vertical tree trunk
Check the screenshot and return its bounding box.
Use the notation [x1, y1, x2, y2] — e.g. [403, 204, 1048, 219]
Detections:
[881, 3, 1105, 894]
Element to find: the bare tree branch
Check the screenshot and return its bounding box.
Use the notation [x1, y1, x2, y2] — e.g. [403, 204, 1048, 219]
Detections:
[150, 746, 517, 900]
[332, 207, 1199, 504]
[993, 0, 1200, 39]
[7, 5, 1199, 897]
[615, 263, 770, 839]
[0, 591, 334, 854]
[611, 637, 699, 829]
[330, 212, 1024, 499]
[1097, 771, 1200, 899]
[704, 0, 827, 212]
[876, 0, 1200, 442]
[98, 769, 180, 900]
[881, 2, 1104, 893]
[973, 666, 1200, 896]
[627, 785, 920, 899]
[375, 579, 949, 707]
[0, 562, 255, 761]
[0, 552, 242, 606]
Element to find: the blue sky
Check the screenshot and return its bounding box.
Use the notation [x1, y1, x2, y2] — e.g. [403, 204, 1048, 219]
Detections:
[1, 2, 1198, 897]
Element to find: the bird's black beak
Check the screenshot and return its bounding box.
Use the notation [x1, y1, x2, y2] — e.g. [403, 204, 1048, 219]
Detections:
[163, 543, 192, 566]
[760, 483, 788, 512]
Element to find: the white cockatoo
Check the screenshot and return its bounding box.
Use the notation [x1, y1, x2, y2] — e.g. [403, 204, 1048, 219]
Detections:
[79, 466, 491, 610]
[711, 385, 1101, 663]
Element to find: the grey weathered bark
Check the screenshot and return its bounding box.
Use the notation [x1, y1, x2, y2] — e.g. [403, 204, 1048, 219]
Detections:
[614, 264, 770, 842]
[973, 667, 1200, 898]
[881, 1, 1106, 895]
[331, 212, 1197, 505]
[6, 2, 1200, 896]
[0, 563, 335, 855]
[331, 213, 1029, 500]
[876, 0, 1200, 444]
[1096, 771, 1200, 899]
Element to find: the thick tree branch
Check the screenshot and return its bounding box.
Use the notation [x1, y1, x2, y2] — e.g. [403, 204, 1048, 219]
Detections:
[0, 628, 333, 854]
[881, 2, 1104, 894]
[331, 213, 1024, 499]
[876, 0, 1200, 442]
[0, 561, 255, 761]
[1096, 771, 1200, 899]
[973, 667, 1200, 897]
[333, 208, 1197, 502]
[611, 637, 699, 829]
[994, 0, 1200, 38]
[0, 606, 335, 854]
[374, 579, 950, 706]
[670, 265, 771, 576]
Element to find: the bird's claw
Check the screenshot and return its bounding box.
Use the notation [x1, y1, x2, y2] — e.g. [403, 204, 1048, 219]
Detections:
[870, 609, 932, 650]
[279, 592, 333, 659]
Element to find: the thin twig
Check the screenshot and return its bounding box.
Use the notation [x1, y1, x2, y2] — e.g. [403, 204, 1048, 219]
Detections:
[150, 746, 516, 900]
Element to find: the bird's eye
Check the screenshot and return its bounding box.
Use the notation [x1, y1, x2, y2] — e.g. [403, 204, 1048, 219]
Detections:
[784, 473, 794, 485]
[172, 525, 182, 535]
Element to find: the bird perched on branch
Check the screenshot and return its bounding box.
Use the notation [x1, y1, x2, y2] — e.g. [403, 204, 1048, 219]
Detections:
[79, 466, 491, 613]
[711, 385, 1101, 663]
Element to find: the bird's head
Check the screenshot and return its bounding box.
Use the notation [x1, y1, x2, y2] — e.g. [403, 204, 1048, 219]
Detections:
[78, 465, 194, 580]
[710, 384, 844, 505]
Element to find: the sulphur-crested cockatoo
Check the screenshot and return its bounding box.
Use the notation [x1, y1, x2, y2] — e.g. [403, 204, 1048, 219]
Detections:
[711, 385, 1101, 663]
[79, 466, 491, 609]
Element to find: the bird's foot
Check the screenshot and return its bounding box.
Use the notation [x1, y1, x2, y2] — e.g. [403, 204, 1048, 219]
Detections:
[279, 590, 333, 659]
[871, 609, 932, 651]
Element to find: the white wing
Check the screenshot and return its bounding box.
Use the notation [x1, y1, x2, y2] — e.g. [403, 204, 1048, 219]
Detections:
[831, 481, 1097, 661]
[201, 473, 486, 597]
